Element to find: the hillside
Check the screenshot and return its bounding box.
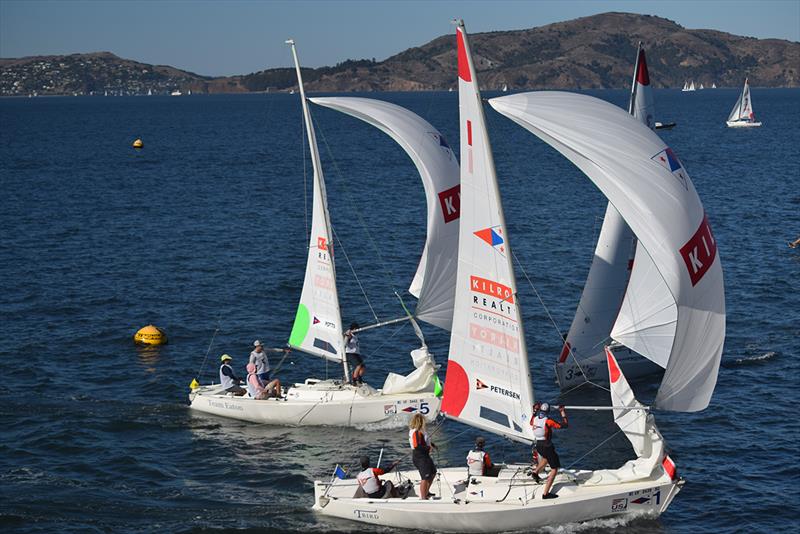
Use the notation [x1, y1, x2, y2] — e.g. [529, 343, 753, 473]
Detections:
[1, 12, 797, 96]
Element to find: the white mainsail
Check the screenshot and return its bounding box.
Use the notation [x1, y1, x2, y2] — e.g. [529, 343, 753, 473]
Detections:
[728, 78, 756, 122]
[440, 21, 535, 443]
[490, 91, 725, 412]
[286, 42, 345, 363]
[688, 80, 696, 91]
[309, 97, 460, 331]
[559, 44, 657, 374]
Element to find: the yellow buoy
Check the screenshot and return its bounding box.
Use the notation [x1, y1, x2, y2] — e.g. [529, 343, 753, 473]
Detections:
[132, 138, 143, 149]
[134, 324, 167, 345]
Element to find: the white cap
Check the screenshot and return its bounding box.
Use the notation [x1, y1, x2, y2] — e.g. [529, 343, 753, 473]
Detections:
[253, 340, 262, 347]
[539, 402, 550, 413]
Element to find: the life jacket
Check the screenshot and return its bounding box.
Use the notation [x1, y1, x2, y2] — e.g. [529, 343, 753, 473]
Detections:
[345, 334, 360, 354]
[532, 414, 550, 441]
[466, 449, 486, 476]
[246, 372, 262, 398]
[356, 467, 382, 495]
[409, 429, 430, 451]
[219, 364, 236, 390]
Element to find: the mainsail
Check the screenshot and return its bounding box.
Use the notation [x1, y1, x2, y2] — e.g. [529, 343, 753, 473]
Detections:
[728, 78, 755, 122]
[286, 41, 345, 363]
[440, 21, 536, 443]
[490, 91, 725, 411]
[560, 44, 657, 372]
[309, 97, 460, 331]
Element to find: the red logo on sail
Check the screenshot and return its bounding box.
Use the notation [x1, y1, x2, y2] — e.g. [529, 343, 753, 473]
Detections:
[470, 276, 514, 303]
[679, 213, 717, 286]
[438, 185, 461, 223]
[317, 237, 327, 250]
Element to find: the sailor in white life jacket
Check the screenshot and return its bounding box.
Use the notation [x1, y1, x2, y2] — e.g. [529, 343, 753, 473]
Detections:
[466, 436, 500, 477]
[355, 455, 399, 499]
[219, 354, 246, 396]
[530, 402, 568, 499]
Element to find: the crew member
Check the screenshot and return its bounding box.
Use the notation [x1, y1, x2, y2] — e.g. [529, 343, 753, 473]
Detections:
[409, 413, 437, 499]
[530, 402, 569, 499]
[466, 436, 500, 477]
[246, 362, 282, 399]
[219, 354, 246, 396]
[250, 340, 289, 385]
[345, 323, 365, 385]
[355, 455, 399, 499]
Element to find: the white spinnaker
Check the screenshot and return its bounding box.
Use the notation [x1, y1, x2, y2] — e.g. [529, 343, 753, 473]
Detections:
[561, 44, 659, 369]
[309, 97, 460, 331]
[490, 92, 725, 412]
[728, 79, 754, 122]
[286, 42, 344, 363]
[440, 21, 536, 443]
[611, 45, 678, 368]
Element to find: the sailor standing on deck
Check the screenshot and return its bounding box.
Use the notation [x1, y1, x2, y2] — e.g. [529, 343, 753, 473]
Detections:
[530, 403, 569, 499]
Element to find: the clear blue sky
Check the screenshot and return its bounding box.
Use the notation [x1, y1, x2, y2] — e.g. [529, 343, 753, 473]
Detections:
[1, 0, 798, 76]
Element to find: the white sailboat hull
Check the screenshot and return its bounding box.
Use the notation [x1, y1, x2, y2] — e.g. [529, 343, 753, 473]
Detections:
[313, 465, 682, 532]
[555, 347, 662, 390]
[188, 378, 440, 426]
[726, 120, 762, 128]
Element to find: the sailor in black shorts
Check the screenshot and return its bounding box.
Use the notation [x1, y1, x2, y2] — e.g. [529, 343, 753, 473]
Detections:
[530, 403, 569, 499]
[345, 322, 365, 384]
[408, 413, 437, 499]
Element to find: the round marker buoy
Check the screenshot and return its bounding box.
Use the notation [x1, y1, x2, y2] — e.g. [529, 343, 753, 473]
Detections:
[134, 324, 167, 345]
[132, 138, 144, 149]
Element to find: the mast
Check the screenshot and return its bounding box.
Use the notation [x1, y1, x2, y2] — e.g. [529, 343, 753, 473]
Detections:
[286, 39, 349, 381]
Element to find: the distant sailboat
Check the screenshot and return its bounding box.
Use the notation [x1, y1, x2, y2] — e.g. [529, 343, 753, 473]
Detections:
[501, 83, 508, 92]
[681, 81, 689, 92]
[726, 78, 762, 128]
[147, 88, 152, 96]
[688, 80, 696, 91]
[170, 89, 182, 96]
[712, 82, 717, 89]
[699, 83, 705, 90]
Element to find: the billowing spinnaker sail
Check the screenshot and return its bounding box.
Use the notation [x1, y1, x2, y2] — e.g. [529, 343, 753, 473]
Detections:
[490, 92, 725, 412]
[308, 97, 459, 331]
[286, 42, 344, 363]
[440, 21, 535, 443]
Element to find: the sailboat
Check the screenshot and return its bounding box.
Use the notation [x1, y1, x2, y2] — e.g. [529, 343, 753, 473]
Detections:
[555, 42, 686, 390]
[188, 40, 461, 427]
[699, 83, 705, 90]
[501, 83, 508, 92]
[726, 78, 762, 128]
[688, 80, 696, 91]
[681, 81, 689, 92]
[312, 20, 725, 530]
[712, 82, 717, 89]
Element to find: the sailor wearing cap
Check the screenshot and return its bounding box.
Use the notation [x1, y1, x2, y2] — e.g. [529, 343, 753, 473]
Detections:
[249, 340, 271, 385]
[466, 436, 500, 477]
[219, 354, 246, 396]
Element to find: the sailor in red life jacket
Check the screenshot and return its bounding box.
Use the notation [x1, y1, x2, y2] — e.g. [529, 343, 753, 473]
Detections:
[355, 455, 399, 499]
[466, 436, 500, 477]
[530, 402, 569, 499]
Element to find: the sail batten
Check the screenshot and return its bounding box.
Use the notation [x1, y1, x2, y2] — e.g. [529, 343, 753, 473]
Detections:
[440, 21, 536, 443]
[308, 97, 460, 331]
[490, 91, 725, 412]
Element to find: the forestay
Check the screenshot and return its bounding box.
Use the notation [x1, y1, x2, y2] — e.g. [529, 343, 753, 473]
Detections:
[286, 43, 345, 363]
[490, 92, 725, 411]
[440, 21, 536, 443]
[309, 97, 460, 331]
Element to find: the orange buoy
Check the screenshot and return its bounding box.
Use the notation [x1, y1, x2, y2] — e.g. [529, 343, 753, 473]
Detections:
[134, 324, 167, 345]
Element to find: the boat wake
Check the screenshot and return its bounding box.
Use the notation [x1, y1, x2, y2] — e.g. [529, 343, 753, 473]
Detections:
[355, 414, 412, 432]
[723, 351, 778, 367]
[539, 510, 657, 533]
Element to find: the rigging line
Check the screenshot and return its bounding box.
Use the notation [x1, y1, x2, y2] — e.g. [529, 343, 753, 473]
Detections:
[310, 104, 402, 295]
[195, 317, 221, 380]
[331, 224, 379, 322]
[363, 319, 409, 359]
[564, 411, 645, 470]
[511, 249, 607, 393]
[301, 102, 309, 247]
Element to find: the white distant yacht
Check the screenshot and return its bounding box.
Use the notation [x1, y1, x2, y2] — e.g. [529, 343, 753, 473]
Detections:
[170, 89, 182, 96]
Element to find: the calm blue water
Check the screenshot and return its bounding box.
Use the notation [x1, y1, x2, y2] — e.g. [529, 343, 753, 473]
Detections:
[1, 88, 798, 533]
